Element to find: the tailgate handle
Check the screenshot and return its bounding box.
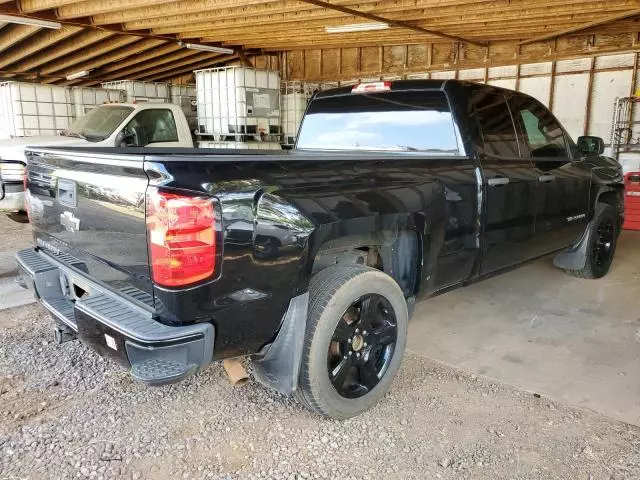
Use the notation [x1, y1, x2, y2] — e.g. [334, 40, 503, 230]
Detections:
[488, 176, 510, 187]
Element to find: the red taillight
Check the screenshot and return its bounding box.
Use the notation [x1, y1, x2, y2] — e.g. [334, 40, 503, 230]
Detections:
[146, 188, 217, 288]
[352, 81, 391, 94]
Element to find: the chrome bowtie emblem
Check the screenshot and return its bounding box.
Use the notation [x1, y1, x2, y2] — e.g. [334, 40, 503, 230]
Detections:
[60, 211, 80, 233]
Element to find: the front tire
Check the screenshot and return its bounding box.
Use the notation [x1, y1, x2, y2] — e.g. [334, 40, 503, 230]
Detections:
[564, 202, 618, 279]
[296, 266, 408, 419]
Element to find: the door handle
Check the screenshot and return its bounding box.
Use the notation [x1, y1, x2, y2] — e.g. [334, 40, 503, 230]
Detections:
[538, 174, 556, 183]
[488, 176, 510, 187]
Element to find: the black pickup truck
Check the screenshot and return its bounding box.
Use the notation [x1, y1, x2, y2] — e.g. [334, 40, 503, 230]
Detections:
[16, 80, 624, 419]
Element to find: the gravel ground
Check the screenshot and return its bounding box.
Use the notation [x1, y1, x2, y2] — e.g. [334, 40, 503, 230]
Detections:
[0, 216, 31, 253]
[1, 304, 640, 480]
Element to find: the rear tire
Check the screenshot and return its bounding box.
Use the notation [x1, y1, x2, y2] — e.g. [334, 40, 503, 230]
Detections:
[296, 266, 408, 419]
[564, 202, 617, 279]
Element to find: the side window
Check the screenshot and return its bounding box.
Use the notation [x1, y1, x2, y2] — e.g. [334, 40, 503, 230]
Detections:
[471, 89, 519, 157]
[123, 109, 178, 146]
[512, 97, 567, 159]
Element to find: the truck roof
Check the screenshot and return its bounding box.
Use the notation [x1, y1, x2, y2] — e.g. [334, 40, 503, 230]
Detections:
[314, 79, 514, 99]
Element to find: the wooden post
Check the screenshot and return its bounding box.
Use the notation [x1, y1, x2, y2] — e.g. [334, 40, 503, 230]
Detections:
[583, 57, 596, 136]
[626, 52, 639, 143]
[548, 61, 557, 110]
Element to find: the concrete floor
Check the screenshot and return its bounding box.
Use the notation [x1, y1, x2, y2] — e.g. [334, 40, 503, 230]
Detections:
[409, 231, 640, 426]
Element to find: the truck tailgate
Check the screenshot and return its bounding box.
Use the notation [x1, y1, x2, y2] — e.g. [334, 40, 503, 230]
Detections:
[25, 149, 153, 303]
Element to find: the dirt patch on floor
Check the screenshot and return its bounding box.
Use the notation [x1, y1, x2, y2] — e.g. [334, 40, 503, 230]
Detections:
[0, 214, 32, 253]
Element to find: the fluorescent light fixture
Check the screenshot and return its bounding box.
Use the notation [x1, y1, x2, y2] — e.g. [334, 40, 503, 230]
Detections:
[0, 14, 61, 30]
[326, 22, 389, 33]
[179, 42, 234, 55]
[66, 70, 90, 81]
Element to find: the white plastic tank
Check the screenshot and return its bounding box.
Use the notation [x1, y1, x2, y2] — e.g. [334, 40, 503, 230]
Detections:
[101, 80, 170, 103]
[170, 84, 197, 131]
[195, 67, 281, 139]
[281, 81, 338, 145]
[70, 87, 126, 117]
[0, 82, 73, 138]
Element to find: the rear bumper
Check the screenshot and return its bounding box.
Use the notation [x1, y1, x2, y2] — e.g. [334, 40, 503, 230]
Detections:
[16, 248, 214, 385]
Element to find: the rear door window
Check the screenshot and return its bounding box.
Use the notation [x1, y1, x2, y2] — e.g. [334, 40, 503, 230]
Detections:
[296, 90, 461, 155]
[471, 90, 520, 157]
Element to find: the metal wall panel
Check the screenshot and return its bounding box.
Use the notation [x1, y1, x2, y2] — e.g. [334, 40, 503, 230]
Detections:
[552, 73, 590, 140]
[519, 76, 552, 107]
[589, 69, 633, 141]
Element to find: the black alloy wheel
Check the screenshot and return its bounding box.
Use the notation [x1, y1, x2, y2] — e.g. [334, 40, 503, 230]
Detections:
[592, 217, 615, 267]
[327, 294, 398, 399]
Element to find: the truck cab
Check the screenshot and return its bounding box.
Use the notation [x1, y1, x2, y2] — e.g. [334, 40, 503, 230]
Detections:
[0, 102, 194, 219]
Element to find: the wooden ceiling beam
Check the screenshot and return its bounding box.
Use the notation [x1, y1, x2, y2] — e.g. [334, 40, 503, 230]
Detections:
[160, 7, 428, 36]
[18, 0, 85, 13]
[0, 24, 40, 51]
[90, 0, 284, 24]
[219, 31, 533, 49]
[519, 7, 640, 45]
[40, 36, 157, 75]
[184, 11, 628, 40]
[11, 29, 112, 72]
[92, 0, 512, 25]
[125, 51, 223, 80]
[56, 0, 176, 20]
[76, 51, 230, 86]
[140, 54, 238, 82]
[96, 48, 203, 80]
[297, 0, 487, 46]
[0, 5, 180, 46]
[91, 42, 183, 75]
[0, 25, 82, 69]
[146, 0, 636, 35]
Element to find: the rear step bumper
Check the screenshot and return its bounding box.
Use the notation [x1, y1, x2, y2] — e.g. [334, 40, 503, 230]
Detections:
[15, 248, 214, 386]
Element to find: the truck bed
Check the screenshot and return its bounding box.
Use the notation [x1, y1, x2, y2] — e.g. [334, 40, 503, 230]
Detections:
[24, 145, 478, 360]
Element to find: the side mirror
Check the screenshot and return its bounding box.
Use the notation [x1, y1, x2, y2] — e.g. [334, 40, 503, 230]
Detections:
[577, 136, 605, 156]
[115, 131, 135, 148]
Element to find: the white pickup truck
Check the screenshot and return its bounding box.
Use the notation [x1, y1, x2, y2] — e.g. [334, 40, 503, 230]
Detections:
[0, 102, 194, 220]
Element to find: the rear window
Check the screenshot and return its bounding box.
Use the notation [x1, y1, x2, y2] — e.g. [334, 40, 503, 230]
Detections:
[296, 90, 461, 155]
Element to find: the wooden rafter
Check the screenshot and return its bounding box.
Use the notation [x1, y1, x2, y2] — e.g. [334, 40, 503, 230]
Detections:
[0, 0, 638, 85]
[297, 0, 488, 47]
[519, 7, 640, 45]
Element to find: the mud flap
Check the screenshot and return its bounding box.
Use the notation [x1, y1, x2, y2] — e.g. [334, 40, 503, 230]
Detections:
[553, 223, 592, 271]
[252, 292, 308, 396]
